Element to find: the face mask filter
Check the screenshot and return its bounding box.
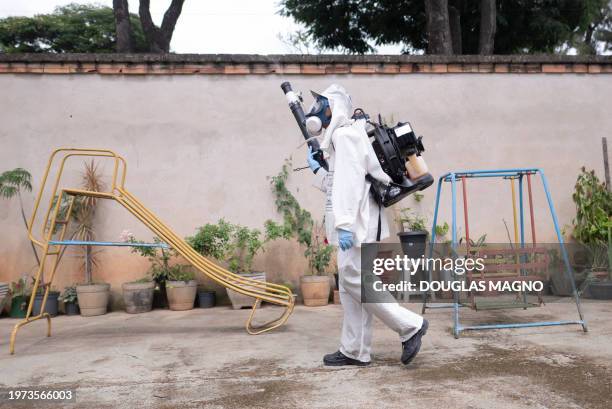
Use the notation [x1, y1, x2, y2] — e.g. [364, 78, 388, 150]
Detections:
[305, 116, 323, 136]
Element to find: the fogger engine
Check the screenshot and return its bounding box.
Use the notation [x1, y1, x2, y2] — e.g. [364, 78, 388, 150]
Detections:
[281, 81, 433, 207]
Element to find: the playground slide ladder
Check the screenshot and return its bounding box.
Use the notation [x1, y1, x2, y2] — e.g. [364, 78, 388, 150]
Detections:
[9, 148, 294, 354]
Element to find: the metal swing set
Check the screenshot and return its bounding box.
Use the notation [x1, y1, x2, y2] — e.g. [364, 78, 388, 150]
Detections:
[422, 168, 588, 338]
[8, 148, 295, 354]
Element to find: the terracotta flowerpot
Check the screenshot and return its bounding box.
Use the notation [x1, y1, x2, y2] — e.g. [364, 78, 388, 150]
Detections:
[227, 272, 266, 310]
[333, 289, 341, 305]
[300, 275, 330, 307]
[122, 281, 155, 314]
[76, 283, 110, 316]
[166, 280, 197, 311]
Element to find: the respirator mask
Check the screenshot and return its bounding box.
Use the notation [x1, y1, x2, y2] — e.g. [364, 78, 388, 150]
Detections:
[304, 92, 331, 137]
[281, 81, 433, 207]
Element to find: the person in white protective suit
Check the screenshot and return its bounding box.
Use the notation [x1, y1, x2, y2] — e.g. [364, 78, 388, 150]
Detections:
[304, 84, 428, 366]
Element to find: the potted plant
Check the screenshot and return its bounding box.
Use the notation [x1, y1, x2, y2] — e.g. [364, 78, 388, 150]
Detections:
[126, 232, 187, 309]
[1, 168, 48, 315]
[187, 219, 233, 306]
[61, 286, 79, 315]
[166, 268, 197, 311]
[572, 168, 612, 299]
[188, 219, 266, 309]
[396, 208, 457, 298]
[226, 221, 287, 309]
[300, 221, 334, 306]
[31, 277, 60, 317]
[188, 219, 287, 309]
[269, 161, 334, 307]
[8, 278, 29, 318]
[581, 239, 612, 299]
[589, 236, 612, 299]
[122, 277, 155, 314]
[56, 160, 110, 316]
[396, 207, 429, 258]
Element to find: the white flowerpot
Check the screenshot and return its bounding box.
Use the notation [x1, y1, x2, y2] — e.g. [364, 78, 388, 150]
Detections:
[227, 272, 266, 310]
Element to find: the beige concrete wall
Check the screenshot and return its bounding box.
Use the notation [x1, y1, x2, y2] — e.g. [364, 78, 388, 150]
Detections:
[1, 73, 610, 306]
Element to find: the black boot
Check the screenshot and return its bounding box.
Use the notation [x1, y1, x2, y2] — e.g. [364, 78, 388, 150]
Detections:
[401, 319, 429, 365]
[323, 350, 370, 367]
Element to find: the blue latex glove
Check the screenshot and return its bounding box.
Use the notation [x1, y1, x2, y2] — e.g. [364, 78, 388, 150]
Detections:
[307, 146, 321, 173]
[337, 229, 354, 251]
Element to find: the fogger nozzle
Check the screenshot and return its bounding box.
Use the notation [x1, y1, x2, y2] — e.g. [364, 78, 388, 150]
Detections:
[281, 82, 328, 171]
[280, 81, 292, 94]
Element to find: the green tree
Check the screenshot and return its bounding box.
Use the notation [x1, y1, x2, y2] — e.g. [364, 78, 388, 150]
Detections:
[280, 0, 611, 54]
[0, 4, 147, 53]
[571, 0, 612, 54]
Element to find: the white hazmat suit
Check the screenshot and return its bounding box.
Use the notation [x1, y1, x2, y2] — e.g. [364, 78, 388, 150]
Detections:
[311, 84, 424, 363]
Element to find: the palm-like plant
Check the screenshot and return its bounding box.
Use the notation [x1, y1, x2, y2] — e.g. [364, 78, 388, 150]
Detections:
[72, 160, 106, 285]
[0, 168, 40, 266]
[52, 161, 106, 284]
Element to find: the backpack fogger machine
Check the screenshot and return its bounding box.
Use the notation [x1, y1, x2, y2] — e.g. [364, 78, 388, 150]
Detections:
[281, 81, 434, 206]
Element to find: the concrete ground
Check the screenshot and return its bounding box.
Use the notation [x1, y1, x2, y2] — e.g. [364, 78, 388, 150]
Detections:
[0, 299, 611, 409]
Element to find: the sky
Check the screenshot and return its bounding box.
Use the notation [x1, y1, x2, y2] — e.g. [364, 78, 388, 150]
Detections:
[0, 0, 403, 54]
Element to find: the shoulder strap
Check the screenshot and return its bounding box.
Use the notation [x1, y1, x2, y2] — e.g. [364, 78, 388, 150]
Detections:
[376, 203, 382, 242]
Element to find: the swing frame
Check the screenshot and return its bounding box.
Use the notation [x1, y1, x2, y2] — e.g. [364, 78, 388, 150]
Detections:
[421, 168, 588, 338]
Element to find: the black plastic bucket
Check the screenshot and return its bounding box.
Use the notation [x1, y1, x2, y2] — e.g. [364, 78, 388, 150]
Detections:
[589, 281, 612, 300]
[64, 301, 80, 315]
[397, 231, 428, 259]
[33, 292, 60, 317]
[197, 291, 216, 308]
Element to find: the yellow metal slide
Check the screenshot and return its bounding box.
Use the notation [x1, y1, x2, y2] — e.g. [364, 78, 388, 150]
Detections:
[9, 148, 294, 354]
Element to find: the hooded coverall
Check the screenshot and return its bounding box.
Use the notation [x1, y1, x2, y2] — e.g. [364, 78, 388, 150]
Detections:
[311, 84, 424, 362]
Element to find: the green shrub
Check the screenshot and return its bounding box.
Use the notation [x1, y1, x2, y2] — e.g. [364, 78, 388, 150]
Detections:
[572, 167, 612, 273]
[187, 219, 234, 261]
[168, 268, 195, 282]
[188, 219, 289, 274]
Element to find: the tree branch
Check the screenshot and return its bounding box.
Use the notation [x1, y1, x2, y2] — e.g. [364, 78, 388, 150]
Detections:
[160, 0, 186, 42]
[138, 0, 162, 52]
[139, 0, 184, 53]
